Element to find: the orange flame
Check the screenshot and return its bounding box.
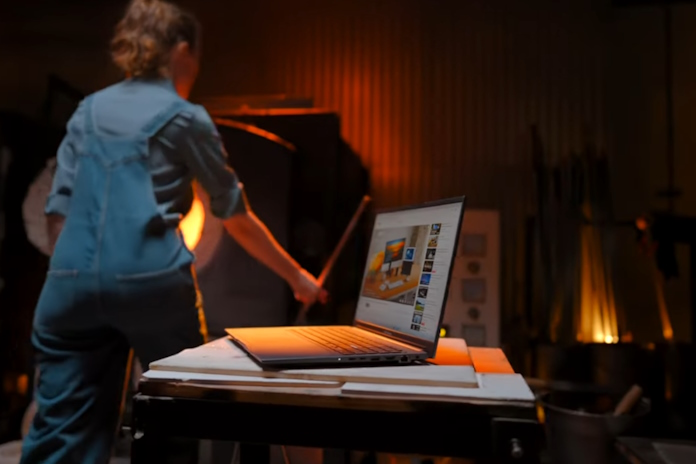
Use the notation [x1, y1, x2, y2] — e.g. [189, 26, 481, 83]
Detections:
[180, 189, 205, 251]
[578, 212, 619, 344]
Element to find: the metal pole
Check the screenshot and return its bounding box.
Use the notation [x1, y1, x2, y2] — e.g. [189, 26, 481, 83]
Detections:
[295, 195, 371, 325]
[663, 4, 676, 213]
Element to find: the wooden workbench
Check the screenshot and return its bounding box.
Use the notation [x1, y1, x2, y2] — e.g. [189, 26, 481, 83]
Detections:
[131, 338, 541, 463]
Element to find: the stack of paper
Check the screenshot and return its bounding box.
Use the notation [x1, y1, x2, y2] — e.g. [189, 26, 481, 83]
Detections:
[149, 338, 479, 388]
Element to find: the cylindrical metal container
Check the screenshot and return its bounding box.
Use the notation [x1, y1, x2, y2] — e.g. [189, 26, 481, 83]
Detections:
[540, 391, 650, 464]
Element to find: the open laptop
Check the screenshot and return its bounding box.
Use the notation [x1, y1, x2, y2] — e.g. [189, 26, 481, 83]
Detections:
[226, 196, 466, 367]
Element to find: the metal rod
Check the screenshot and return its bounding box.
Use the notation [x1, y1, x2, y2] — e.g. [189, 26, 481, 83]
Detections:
[230, 443, 240, 464]
[664, 4, 676, 212]
[294, 195, 371, 325]
[281, 446, 292, 464]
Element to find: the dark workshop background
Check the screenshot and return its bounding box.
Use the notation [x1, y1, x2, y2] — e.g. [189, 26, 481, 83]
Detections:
[1, 0, 695, 347]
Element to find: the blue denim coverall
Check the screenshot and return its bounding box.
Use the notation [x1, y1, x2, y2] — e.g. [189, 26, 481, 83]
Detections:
[20, 78, 246, 464]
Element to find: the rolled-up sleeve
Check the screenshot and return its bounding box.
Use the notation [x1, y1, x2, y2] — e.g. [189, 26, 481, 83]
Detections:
[45, 102, 85, 216]
[179, 105, 247, 219]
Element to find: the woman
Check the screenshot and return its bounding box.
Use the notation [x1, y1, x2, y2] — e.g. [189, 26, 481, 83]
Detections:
[20, 0, 326, 463]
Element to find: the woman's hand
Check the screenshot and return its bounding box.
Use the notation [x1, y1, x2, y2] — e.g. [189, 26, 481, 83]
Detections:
[291, 268, 328, 305]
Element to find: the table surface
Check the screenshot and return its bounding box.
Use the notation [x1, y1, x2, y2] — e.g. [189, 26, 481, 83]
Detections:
[137, 375, 533, 414]
[132, 337, 541, 462]
[142, 337, 533, 409]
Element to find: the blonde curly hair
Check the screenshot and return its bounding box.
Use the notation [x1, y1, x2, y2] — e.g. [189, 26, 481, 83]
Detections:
[111, 0, 199, 78]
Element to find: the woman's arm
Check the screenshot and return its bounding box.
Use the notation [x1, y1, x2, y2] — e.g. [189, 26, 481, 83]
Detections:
[172, 105, 326, 304]
[224, 210, 326, 304]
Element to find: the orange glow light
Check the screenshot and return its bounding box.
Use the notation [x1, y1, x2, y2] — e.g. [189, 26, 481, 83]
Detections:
[180, 189, 205, 251]
[576, 204, 620, 344]
[468, 347, 515, 374]
[16, 374, 28, 396]
[652, 268, 674, 342]
[427, 338, 472, 366]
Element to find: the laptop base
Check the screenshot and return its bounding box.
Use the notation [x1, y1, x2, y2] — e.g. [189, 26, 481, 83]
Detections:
[226, 326, 428, 369]
[239, 351, 430, 371]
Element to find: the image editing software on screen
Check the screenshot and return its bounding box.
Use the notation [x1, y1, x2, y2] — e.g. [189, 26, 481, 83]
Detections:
[355, 201, 463, 342]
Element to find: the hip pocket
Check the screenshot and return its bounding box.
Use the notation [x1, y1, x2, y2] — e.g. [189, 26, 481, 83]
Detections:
[115, 266, 185, 282]
[112, 265, 198, 330]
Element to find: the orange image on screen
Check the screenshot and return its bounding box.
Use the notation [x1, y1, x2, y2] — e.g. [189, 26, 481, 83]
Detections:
[361, 225, 430, 306]
[385, 238, 405, 263]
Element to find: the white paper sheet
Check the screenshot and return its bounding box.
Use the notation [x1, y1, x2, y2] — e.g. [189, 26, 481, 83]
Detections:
[341, 373, 534, 401]
[143, 369, 338, 386]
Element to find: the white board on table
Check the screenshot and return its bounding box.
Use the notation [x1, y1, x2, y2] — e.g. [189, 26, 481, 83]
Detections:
[142, 369, 340, 388]
[150, 337, 478, 388]
[341, 374, 534, 402]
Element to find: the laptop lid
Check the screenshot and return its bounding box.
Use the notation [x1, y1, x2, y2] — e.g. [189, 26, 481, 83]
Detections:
[353, 196, 466, 357]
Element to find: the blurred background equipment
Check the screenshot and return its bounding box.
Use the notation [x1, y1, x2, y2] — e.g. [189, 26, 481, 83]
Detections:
[442, 209, 501, 347]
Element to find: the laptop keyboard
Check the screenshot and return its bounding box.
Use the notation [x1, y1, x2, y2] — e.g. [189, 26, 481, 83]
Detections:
[293, 327, 407, 356]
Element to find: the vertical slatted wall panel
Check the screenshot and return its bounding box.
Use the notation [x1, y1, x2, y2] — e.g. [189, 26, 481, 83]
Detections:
[258, 0, 605, 207]
[242, 0, 607, 339]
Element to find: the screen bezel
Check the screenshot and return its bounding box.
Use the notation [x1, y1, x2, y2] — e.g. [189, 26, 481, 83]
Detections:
[354, 195, 467, 357]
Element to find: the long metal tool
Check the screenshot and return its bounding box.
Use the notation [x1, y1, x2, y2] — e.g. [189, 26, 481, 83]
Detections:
[294, 195, 371, 325]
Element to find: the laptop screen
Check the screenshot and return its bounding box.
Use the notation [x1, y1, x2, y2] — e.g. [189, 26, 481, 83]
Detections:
[354, 199, 464, 344]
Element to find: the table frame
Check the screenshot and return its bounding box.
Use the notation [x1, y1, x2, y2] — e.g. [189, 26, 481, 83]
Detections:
[130, 379, 542, 463]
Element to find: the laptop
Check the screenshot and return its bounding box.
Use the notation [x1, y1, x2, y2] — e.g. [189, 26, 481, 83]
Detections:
[226, 196, 466, 367]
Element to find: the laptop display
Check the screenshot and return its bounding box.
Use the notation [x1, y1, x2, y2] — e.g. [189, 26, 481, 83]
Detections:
[355, 200, 464, 343]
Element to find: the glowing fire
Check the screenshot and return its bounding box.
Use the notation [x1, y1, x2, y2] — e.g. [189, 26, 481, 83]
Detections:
[636, 216, 674, 342]
[577, 209, 619, 344]
[180, 189, 205, 250]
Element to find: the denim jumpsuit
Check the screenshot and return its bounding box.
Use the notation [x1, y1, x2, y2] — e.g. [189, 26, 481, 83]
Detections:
[20, 79, 246, 464]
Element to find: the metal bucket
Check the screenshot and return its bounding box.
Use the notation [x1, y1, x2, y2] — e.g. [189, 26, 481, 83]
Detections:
[539, 391, 650, 464]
